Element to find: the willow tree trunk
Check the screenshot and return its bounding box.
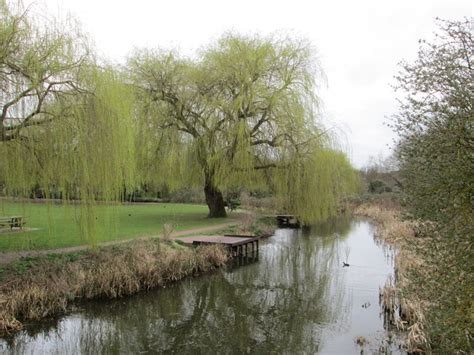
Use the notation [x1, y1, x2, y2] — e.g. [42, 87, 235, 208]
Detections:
[204, 178, 227, 218]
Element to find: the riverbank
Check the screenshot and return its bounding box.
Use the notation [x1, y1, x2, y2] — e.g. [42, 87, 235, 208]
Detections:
[0, 239, 228, 335]
[354, 198, 472, 353]
[353, 200, 426, 353]
[1, 215, 401, 354]
[0, 211, 278, 336]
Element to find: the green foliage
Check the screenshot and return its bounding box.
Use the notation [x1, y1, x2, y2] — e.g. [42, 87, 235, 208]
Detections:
[368, 180, 392, 194]
[130, 33, 359, 221]
[0, 0, 89, 142]
[403, 224, 473, 353]
[274, 147, 359, 224]
[392, 18, 473, 353]
[0, 2, 137, 245]
[0, 67, 137, 245]
[1, 0, 359, 240]
[393, 18, 473, 237]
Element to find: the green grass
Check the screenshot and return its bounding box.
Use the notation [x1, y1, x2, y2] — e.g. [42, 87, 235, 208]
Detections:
[0, 201, 229, 251]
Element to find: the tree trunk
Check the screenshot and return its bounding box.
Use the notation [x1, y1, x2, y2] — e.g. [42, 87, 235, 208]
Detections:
[204, 179, 227, 218]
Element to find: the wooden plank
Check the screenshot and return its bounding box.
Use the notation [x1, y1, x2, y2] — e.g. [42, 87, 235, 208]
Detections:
[223, 234, 256, 239]
[179, 234, 261, 258]
[176, 235, 259, 246]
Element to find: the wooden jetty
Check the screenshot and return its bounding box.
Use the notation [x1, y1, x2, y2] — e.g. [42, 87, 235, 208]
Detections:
[173, 234, 259, 257]
[275, 214, 300, 228]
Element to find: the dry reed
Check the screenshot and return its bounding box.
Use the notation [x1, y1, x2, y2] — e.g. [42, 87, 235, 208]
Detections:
[0, 240, 228, 335]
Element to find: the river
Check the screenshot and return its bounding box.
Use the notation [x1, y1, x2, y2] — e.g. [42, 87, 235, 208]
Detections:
[0, 216, 404, 354]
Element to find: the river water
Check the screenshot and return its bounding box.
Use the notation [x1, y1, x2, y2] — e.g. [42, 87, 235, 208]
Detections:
[1, 216, 403, 354]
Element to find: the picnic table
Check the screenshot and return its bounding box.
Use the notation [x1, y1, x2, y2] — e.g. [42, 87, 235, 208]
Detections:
[0, 216, 26, 230]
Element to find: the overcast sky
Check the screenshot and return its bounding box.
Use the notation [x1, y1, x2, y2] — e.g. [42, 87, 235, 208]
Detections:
[33, 0, 472, 167]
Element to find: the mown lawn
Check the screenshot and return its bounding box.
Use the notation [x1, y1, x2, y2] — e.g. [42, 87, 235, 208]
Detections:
[0, 201, 229, 251]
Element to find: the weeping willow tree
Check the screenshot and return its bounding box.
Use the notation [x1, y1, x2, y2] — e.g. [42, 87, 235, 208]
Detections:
[0, 1, 136, 244]
[130, 34, 358, 223]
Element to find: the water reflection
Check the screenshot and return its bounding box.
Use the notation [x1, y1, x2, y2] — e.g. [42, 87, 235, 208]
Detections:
[1, 217, 400, 354]
[306, 213, 353, 239]
[228, 253, 259, 269]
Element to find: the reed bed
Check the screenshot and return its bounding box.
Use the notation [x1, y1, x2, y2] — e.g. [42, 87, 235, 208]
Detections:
[356, 200, 474, 353]
[354, 202, 430, 353]
[0, 240, 228, 335]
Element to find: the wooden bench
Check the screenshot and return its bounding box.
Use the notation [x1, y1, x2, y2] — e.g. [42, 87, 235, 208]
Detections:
[0, 216, 26, 230]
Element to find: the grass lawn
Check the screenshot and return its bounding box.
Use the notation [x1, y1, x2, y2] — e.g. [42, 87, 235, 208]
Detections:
[0, 201, 231, 252]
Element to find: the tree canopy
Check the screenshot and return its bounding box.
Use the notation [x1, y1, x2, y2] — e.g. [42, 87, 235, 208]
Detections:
[392, 18, 473, 237]
[130, 34, 358, 223]
[0, 0, 88, 142]
[0, 1, 137, 244]
[1, 0, 358, 232]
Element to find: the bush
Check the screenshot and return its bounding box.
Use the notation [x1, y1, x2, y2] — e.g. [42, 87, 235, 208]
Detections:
[368, 180, 392, 194]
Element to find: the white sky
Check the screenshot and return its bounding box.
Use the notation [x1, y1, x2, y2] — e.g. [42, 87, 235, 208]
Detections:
[32, 0, 472, 167]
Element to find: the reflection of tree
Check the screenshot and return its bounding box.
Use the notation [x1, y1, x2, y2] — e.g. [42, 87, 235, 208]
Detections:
[3, 217, 355, 354]
[216, 227, 350, 353]
[306, 213, 353, 239]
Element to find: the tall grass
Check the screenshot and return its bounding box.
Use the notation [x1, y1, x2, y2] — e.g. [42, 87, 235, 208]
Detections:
[0, 240, 228, 334]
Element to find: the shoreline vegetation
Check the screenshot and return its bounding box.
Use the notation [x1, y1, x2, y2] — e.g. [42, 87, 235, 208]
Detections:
[354, 197, 472, 354]
[0, 211, 276, 336]
[2, 196, 470, 354]
[0, 240, 228, 335]
[353, 199, 425, 353]
[0, 1, 469, 352]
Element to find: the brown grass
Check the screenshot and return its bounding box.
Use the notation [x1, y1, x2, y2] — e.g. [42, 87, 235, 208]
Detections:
[162, 222, 175, 241]
[0, 240, 228, 335]
[236, 213, 276, 238]
[354, 203, 414, 243]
